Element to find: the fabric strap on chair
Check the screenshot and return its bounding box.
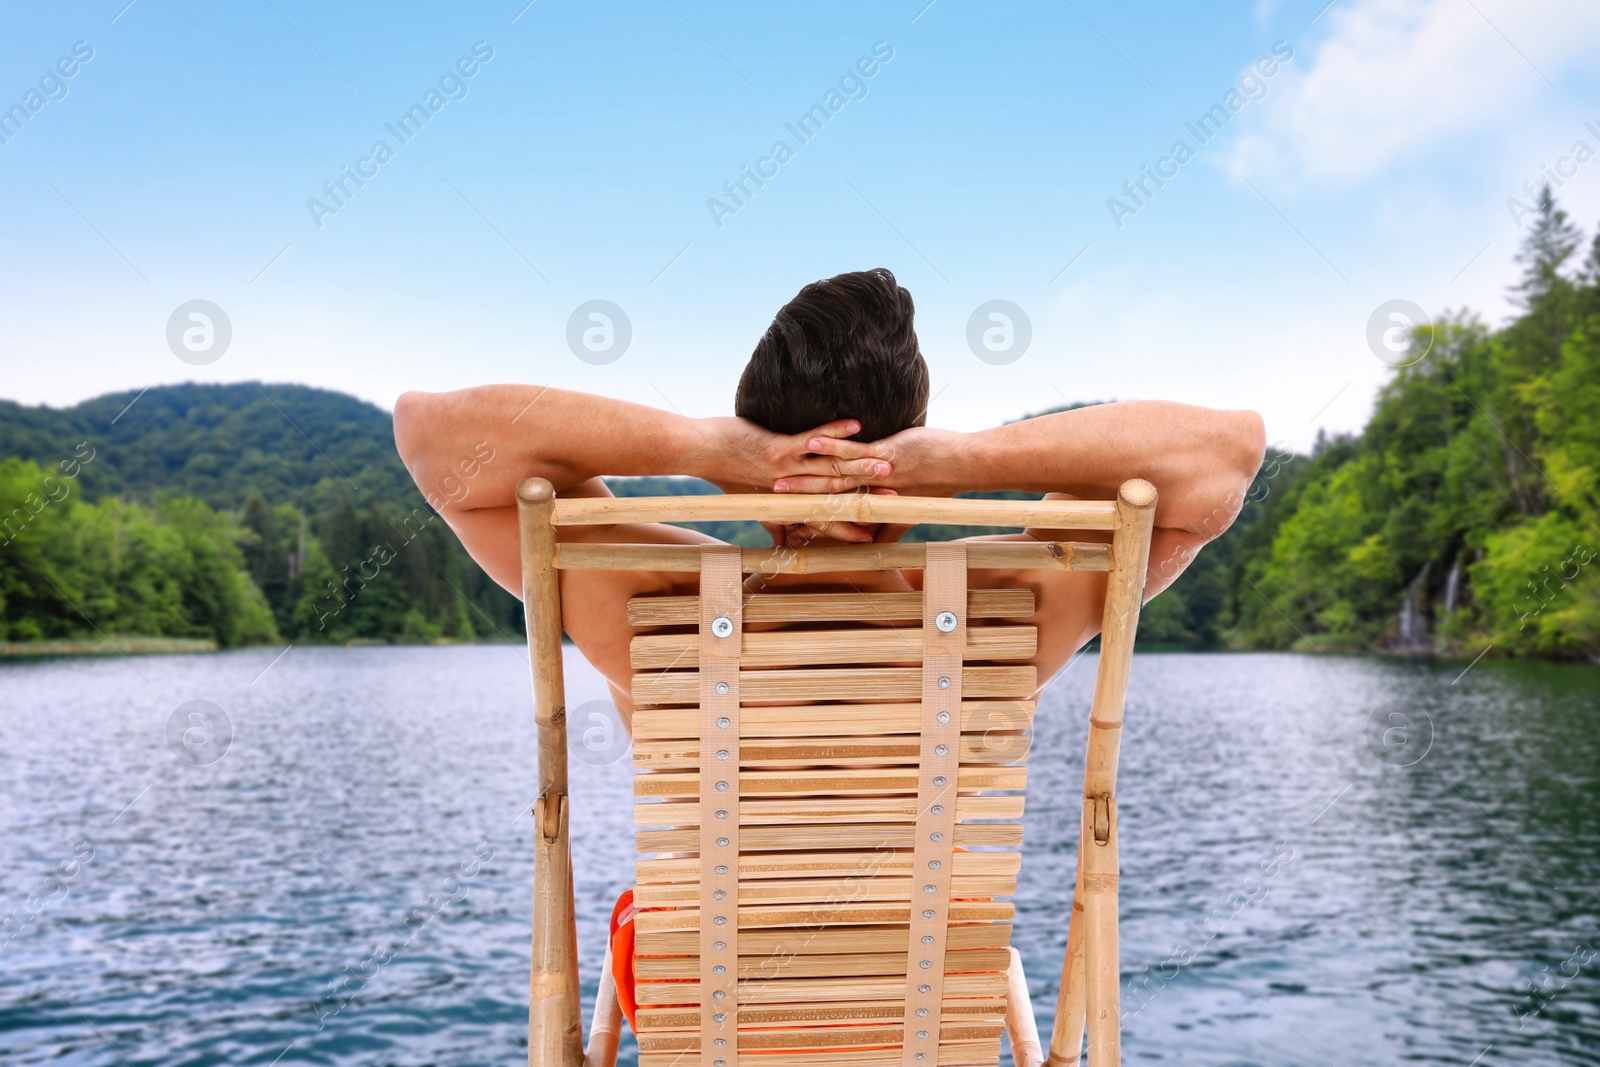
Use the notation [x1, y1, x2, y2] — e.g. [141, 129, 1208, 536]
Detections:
[902, 542, 968, 1065]
[698, 545, 743, 1067]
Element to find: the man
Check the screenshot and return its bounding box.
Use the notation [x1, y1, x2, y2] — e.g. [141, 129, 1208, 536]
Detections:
[395, 267, 1265, 1029]
[394, 268, 1265, 717]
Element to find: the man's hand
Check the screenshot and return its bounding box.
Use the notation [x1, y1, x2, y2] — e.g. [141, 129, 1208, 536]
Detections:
[699, 417, 892, 492]
[777, 426, 968, 498]
[699, 416, 897, 544]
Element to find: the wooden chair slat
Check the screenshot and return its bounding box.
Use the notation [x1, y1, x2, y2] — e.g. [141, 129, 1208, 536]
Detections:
[636, 998, 1006, 1031]
[631, 700, 1035, 739]
[632, 665, 1037, 705]
[634, 765, 1026, 798]
[639, 1041, 1004, 1067]
[635, 851, 1021, 883]
[633, 733, 1029, 770]
[634, 923, 1013, 958]
[629, 624, 1036, 670]
[634, 794, 1024, 827]
[639, 1019, 1006, 1051]
[631, 969, 1010, 1004]
[634, 900, 1014, 934]
[628, 588, 1036, 626]
[633, 874, 1018, 908]
[637, 822, 1023, 852]
[635, 947, 1014, 982]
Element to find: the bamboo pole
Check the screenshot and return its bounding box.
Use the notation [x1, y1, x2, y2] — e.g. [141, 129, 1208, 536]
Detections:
[1046, 479, 1155, 1067]
[1082, 798, 1120, 1064]
[555, 540, 1110, 574]
[518, 477, 583, 1067]
[1045, 859, 1088, 1067]
[1005, 947, 1045, 1067]
[584, 940, 623, 1067]
[1082, 480, 1156, 799]
[552, 493, 1118, 529]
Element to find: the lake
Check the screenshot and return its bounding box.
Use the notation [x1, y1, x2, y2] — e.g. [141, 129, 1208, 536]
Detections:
[1, 646, 1597, 1065]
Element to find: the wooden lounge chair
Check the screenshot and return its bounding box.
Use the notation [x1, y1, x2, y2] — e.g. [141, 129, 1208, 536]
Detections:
[514, 478, 1156, 1067]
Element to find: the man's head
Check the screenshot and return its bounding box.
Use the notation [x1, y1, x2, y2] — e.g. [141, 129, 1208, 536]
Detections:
[735, 268, 928, 442]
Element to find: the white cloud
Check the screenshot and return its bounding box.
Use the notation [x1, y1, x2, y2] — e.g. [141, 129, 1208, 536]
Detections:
[1229, 0, 1600, 184]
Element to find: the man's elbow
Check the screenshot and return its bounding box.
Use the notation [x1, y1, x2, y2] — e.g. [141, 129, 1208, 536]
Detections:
[1185, 410, 1266, 541]
[392, 391, 434, 469]
[1233, 409, 1267, 481]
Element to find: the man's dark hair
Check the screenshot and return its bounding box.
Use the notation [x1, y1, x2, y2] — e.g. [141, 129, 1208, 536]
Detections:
[735, 268, 928, 442]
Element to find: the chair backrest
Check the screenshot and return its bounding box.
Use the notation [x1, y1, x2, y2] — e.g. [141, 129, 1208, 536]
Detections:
[515, 482, 1156, 1067]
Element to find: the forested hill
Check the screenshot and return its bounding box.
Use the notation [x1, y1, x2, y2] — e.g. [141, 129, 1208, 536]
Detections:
[0, 383, 516, 647]
[0, 382, 417, 515]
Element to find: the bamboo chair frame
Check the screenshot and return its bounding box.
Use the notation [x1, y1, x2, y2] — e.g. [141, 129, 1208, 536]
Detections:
[515, 478, 1156, 1067]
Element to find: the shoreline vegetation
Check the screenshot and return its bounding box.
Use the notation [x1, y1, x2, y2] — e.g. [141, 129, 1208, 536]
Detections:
[3, 187, 1599, 662]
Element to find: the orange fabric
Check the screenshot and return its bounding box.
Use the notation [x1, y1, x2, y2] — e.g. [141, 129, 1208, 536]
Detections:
[608, 888, 640, 1030]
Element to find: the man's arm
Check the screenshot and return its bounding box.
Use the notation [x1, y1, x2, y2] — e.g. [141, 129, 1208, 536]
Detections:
[787, 400, 1267, 672]
[783, 400, 1265, 539]
[391, 386, 889, 705]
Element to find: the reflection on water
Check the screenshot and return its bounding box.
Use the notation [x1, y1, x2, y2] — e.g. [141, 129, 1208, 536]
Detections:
[0, 647, 1596, 1065]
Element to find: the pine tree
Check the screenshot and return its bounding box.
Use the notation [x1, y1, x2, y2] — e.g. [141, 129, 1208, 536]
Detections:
[1512, 183, 1581, 307]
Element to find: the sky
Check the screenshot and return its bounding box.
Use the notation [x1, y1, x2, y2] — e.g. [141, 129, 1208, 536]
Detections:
[3, 0, 1599, 452]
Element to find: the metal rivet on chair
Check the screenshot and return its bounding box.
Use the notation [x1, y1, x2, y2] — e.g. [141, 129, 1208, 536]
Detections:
[933, 776, 946, 787]
[715, 809, 729, 820]
[712, 987, 726, 997]
[931, 832, 943, 842]
[714, 1037, 726, 1046]
[915, 1055, 926, 1062]
[715, 681, 729, 695]
[930, 804, 943, 815]
[717, 716, 730, 728]
[935, 744, 948, 756]
[714, 1060, 725, 1067]
[919, 983, 931, 994]
[922, 935, 934, 945]
[715, 864, 728, 875]
[712, 616, 734, 638]
[717, 749, 730, 760]
[717, 837, 729, 847]
[713, 965, 725, 975]
[715, 780, 728, 792]
[923, 883, 937, 894]
[935, 611, 957, 632]
[923, 909, 935, 919]
[929, 860, 941, 870]
[918, 1029, 930, 1039]
[714, 942, 725, 951]
[713, 889, 726, 900]
[916, 1007, 929, 1017]
[713, 916, 727, 926]
[919, 960, 932, 970]
[937, 676, 951, 689]
[936, 711, 950, 723]
[713, 1011, 725, 1022]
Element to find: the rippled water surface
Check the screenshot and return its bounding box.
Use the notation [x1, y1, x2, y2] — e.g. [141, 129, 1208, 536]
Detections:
[2, 646, 1597, 1065]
